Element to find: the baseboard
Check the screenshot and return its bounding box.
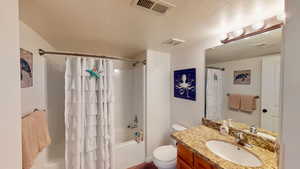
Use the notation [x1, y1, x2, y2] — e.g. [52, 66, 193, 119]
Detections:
[145, 155, 153, 162]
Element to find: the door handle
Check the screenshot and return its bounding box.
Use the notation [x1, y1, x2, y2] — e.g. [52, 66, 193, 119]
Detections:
[262, 109, 268, 113]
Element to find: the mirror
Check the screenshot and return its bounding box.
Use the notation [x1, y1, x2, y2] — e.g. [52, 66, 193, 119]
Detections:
[205, 28, 282, 141]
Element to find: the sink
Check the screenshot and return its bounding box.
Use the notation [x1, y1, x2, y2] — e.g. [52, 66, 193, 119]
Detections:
[206, 140, 262, 167]
[243, 129, 276, 141]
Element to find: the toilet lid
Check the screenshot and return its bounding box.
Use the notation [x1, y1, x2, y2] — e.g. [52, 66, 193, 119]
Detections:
[153, 145, 177, 162]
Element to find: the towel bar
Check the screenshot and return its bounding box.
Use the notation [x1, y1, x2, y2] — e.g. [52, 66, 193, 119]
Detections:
[226, 93, 260, 99]
[22, 108, 46, 118]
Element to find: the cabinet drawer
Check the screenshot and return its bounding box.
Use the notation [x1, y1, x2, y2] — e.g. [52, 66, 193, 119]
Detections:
[177, 143, 194, 166]
[177, 157, 192, 169]
[194, 155, 213, 169]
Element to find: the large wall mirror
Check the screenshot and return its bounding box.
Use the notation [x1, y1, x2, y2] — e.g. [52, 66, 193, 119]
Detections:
[205, 28, 282, 141]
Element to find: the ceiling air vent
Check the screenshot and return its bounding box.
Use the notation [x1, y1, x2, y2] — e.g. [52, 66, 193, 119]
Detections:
[132, 0, 176, 15]
[137, 0, 155, 9]
[163, 38, 185, 47]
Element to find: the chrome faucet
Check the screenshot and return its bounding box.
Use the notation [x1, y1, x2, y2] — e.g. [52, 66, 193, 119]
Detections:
[249, 125, 257, 134]
[234, 132, 252, 148]
[127, 115, 138, 129]
[234, 132, 245, 145]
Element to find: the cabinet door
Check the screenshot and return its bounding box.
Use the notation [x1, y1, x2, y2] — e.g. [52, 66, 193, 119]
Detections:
[194, 155, 212, 169]
[177, 143, 194, 166]
[177, 157, 193, 169]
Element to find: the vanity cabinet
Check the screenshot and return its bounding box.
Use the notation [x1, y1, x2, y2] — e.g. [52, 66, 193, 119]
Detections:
[177, 157, 193, 169]
[194, 155, 213, 169]
[177, 143, 215, 169]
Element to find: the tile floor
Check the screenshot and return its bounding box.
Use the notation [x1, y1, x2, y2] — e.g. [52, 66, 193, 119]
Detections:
[127, 162, 158, 169]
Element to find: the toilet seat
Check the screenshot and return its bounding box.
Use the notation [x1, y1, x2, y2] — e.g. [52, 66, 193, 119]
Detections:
[153, 145, 177, 162]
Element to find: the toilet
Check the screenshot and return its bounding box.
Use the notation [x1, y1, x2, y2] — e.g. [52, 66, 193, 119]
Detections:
[153, 124, 187, 169]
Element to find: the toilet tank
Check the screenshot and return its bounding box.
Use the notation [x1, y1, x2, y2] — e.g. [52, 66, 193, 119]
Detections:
[170, 124, 186, 145]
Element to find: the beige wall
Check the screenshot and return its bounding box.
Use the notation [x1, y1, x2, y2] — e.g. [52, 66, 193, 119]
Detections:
[20, 22, 49, 114]
[0, 0, 22, 168]
[146, 50, 171, 160]
[20, 21, 65, 167]
[281, 0, 300, 168]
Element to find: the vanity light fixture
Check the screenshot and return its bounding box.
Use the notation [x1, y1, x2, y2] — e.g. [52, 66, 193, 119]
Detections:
[251, 21, 265, 30]
[114, 69, 120, 73]
[221, 16, 284, 44]
[220, 33, 229, 41]
[233, 29, 245, 37]
[276, 13, 286, 22]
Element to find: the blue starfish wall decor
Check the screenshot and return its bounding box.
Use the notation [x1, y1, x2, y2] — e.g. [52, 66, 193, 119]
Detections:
[86, 67, 101, 79]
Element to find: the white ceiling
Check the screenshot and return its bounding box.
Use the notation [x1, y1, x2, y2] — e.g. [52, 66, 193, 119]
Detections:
[206, 28, 282, 65]
[19, 0, 284, 58]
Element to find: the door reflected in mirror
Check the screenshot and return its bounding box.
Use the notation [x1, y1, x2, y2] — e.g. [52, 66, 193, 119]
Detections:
[205, 28, 282, 140]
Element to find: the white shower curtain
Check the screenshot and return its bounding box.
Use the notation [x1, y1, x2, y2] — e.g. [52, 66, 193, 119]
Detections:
[65, 57, 114, 169]
[206, 69, 223, 121]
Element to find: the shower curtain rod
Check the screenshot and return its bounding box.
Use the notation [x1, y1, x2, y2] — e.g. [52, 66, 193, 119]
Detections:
[38, 49, 143, 64]
[206, 66, 225, 71]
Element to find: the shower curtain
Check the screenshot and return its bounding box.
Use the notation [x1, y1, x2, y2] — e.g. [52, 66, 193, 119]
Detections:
[65, 57, 114, 169]
[206, 69, 223, 120]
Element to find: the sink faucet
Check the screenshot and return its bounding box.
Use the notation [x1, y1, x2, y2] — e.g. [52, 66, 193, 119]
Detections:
[234, 132, 252, 148]
[249, 125, 257, 134]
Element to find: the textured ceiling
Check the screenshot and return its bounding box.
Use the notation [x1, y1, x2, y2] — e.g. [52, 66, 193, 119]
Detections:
[19, 0, 284, 58]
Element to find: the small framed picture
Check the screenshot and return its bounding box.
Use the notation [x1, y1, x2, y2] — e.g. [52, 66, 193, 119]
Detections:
[233, 70, 251, 85]
[20, 48, 33, 88]
[174, 68, 196, 101]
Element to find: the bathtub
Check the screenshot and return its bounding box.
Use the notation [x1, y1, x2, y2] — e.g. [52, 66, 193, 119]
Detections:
[31, 143, 65, 169]
[114, 139, 145, 169]
[113, 127, 145, 169]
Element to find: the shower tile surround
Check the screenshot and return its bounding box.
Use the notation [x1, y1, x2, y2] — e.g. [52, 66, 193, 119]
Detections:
[113, 60, 145, 144]
[171, 124, 278, 169]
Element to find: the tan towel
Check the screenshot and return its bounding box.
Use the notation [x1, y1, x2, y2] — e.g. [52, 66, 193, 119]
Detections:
[228, 94, 241, 110]
[31, 111, 51, 151]
[22, 114, 39, 169]
[22, 111, 51, 169]
[240, 95, 257, 112]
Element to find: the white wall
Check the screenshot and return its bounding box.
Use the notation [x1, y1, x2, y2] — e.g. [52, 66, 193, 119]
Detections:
[20, 21, 65, 168]
[281, 0, 300, 168]
[210, 57, 263, 126]
[113, 60, 145, 144]
[211, 54, 281, 127]
[146, 50, 171, 159]
[171, 37, 220, 128]
[113, 61, 135, 143]
[0, 0, 22, 168]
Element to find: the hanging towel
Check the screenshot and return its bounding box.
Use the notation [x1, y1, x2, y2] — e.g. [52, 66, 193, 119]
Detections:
[22, 111, 51, 169]
[31, 111, 51, 151]
[240, 95, 257, 112]
[228, 94, 241, 110]
[22, 114, 39, 169]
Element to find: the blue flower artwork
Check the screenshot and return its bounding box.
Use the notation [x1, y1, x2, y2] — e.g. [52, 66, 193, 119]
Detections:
[174, 68, 196, 101]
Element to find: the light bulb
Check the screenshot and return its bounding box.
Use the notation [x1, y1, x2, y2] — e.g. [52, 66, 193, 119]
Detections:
[276, 13, 286, 22]
[251, 21, 265, 30]
[220, 33, 228, 41]
[233, 29, 244, 37]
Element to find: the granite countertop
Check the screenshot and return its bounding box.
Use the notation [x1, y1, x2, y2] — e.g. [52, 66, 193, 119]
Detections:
[172, 125, 278, 169]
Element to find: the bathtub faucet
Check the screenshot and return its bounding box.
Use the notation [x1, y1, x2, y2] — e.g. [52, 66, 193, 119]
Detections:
[127, 123, 138, 129]
[128, 115, 138, 129]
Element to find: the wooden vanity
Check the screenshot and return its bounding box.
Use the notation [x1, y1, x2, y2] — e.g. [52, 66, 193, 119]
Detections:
[177, 143, 215, 169]
[172, 125, 278, 169]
